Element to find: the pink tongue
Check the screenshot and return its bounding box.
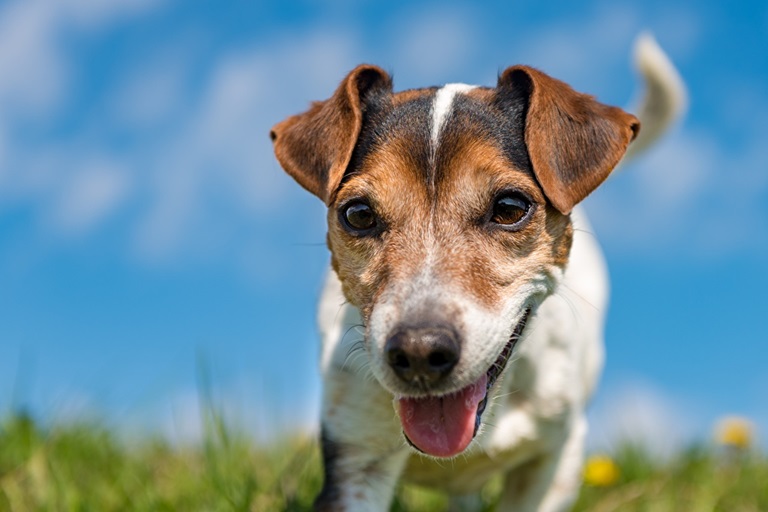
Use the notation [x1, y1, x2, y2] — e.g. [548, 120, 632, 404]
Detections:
[398, 374, 488, 458]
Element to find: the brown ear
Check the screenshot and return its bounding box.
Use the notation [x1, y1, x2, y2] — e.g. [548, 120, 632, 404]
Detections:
[498, 66, 640, 214]
[270, 65, 392, 205]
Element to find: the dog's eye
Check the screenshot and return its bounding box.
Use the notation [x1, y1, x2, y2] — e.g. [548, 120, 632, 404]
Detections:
[341, 201, 377, 232]
[491, 193, 532, 228]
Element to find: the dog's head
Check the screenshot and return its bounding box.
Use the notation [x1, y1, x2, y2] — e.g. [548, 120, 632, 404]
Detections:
[271, 65, 638, 458]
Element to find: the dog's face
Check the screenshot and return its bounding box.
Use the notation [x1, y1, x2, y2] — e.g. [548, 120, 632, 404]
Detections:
[272, 66, 638, 458]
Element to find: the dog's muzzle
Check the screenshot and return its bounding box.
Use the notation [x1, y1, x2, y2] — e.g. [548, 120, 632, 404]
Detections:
[391, 308, 532, 458]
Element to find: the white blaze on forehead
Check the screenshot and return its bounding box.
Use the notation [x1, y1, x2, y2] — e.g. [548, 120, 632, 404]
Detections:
[431, 83, 477, 149]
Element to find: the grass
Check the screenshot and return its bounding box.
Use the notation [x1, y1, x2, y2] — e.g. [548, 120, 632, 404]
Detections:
[1, 411, 766, 511]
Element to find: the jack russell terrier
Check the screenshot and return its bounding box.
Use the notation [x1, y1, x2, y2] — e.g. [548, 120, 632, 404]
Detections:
[271, 33, 685, 511]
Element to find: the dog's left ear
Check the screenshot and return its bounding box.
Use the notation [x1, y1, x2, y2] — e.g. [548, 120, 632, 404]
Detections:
[270, 65, 393, 205]
[498, 66, 640, 214]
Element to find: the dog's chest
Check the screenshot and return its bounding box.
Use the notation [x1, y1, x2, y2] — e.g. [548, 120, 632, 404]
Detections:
[401, 438, 542, 494]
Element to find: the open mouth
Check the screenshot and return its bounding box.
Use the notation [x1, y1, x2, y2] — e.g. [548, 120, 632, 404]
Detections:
[398, 307, 531, 458]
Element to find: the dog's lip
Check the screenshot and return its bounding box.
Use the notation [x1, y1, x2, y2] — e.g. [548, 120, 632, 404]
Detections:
[474, 306, 532, 434]
[401, 307, 532, 454]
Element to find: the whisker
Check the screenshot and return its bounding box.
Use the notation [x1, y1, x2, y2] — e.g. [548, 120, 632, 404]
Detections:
[340, 323, 366, 344]
[571, 227, 599, 239]
[557, 281, 600, 313]
[342, 341, 367, 371]
[492, 389, 522, 400]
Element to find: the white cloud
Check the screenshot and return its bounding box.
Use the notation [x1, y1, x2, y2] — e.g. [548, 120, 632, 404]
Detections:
[163, 391, 206, 445]
[390, 6, 478, 85]
[0, 121, 6, 174]
[0, 1, 68, 114]
[517, 3, 702, 98]
[56, 0, 163, 30]
[0, 147, 136, 238]
[0, 0, 162, 114]
[50, 158, 133, 235]
[586, 117, 768, 258]
[47, 388, 99, 423]
[160, 384, 318, 445]
[111, 54, 189, 128]
[589, 378, 768, 455]
[587, 130, 713, 240]
[649, 5, 703, 60]
[519, 4, 639, 87]
[131, 29, 360, 260]
[0, 0, 163, 235]
[588, 380, 699, 458]
[0, 1, 354, 258]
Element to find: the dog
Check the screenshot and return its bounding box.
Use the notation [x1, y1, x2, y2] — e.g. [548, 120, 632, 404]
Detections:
[271, 33, 685, 511]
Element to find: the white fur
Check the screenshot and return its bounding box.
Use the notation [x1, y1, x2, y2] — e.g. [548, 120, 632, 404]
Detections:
[431, 83, 477, 152]
[623, 33, 688, 161]
[314, 35, 685, 511]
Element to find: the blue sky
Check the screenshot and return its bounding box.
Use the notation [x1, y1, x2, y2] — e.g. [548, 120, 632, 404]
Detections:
[0, 0, 766, 448]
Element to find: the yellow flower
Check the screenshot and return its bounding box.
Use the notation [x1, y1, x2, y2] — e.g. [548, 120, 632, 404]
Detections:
[583, 454, 620, 486]
[714, 416, 754, 449]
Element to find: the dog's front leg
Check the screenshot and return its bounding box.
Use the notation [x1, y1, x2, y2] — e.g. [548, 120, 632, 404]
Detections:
[315, 426, 409, 511]
[314, 369, 409, 512]
[314, 273, 410, 510]
[496, 415, 587, 512]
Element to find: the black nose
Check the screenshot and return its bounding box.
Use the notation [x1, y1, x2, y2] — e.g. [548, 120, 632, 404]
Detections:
[385, 326, 460, 386]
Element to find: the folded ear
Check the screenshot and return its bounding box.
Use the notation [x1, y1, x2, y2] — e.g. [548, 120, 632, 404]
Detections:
[270, 65, 393, 204]
[498, 66, 640, 214]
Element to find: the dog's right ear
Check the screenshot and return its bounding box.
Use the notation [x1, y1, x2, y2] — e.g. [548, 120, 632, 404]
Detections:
[270, 65, 392, 205]
[497, 66, 640, 214]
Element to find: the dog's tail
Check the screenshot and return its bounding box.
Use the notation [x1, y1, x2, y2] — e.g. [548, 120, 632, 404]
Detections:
[623, 32, 688, 162]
